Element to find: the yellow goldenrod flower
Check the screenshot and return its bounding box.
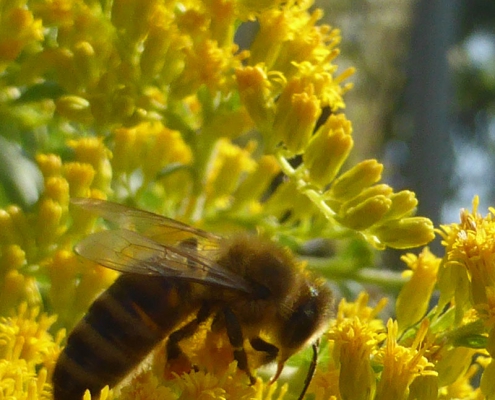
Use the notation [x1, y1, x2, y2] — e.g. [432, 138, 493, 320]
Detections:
[0, 303, 63, 399]
[112, 122, 192, 189]
[273, 81, 321, 154]
[396, 248, 441, 332]
[44, 176, 70, 206]
[337, 195, 392, 231]
[205, 139, 257, 208]
[119, 370, 173, 400]
[35, 154, 63, 178]
[35, 198, 64, 247]
[328, 160, 383, 202]
[0, 5, 43, 70]
[329, 317, 378, 400]
[303, 114, 354, 187]
[67, 138, 113, 192]
[63, 162, 96, 198]
[438, 196, 495, 326]
[323, 294, 388, 400]
[375, 319, 436, 400]
[371, 217, 436, 249]
[235, 65, 275, 134]
[231, 155, 281, 213]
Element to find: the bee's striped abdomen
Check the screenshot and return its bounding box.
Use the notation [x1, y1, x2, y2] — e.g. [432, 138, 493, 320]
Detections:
[53, 274, 201, 400]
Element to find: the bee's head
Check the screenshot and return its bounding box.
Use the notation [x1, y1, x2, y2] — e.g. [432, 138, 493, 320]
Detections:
[271, 279, 334, 382]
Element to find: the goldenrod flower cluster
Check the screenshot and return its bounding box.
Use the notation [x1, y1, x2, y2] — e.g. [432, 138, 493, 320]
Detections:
[0, 0, 491, 399]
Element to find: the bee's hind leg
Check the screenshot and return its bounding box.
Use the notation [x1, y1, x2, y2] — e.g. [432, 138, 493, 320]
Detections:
[165, 303, 212, 374]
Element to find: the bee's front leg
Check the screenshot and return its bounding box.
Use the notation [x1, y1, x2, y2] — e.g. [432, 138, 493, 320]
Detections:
[250, 337, 279, 365]
[222, 307, 256, 385]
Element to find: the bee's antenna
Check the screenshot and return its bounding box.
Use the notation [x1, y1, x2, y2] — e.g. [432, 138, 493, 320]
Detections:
[297, 340, 319, 400]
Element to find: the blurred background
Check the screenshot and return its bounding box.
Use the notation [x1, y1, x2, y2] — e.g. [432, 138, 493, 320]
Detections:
[1, 0, 494, 257]
[317, 0, 495, 247]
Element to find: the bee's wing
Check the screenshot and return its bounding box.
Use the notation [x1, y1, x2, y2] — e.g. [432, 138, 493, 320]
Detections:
[75, 229, 252, 292]
[71, 198, 216, 244]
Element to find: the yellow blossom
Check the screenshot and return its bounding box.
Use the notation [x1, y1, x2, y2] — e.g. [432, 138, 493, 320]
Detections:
[329, 317, 378, 400]
[205, 139, 257, 208]
[273, 82, 321, 154]
[35, 154, 62, 178]
[396, 248, 441, 332]
[235, 65, 275, 134]
[375, 320, 436, 400]
[0, 304, 63, 399]
[63, 162, 96, 198]
[303, 114, 354, 187]
[0, 5, 43, 69]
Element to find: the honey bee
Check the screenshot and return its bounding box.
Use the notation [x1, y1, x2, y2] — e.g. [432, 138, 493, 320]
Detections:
[53, 198, 333, 400]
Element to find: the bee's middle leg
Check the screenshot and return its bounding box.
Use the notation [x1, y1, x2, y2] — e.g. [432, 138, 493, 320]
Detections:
[222, 307, 256, 385]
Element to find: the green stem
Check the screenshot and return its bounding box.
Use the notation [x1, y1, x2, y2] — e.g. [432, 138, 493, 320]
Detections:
[276, 152, 336, 220]
[304, 256, 407, 292]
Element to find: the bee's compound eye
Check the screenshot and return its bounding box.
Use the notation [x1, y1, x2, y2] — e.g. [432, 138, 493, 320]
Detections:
[280, 287, 331, 348]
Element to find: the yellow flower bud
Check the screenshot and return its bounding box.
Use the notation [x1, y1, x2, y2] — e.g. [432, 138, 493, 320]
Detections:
[0, 208, 19, 245]
[111, 0, 157, 42]
[206, 139, 256, 206]
[303, 114, 353, 187]
[337, 195, 392, 231]
[396, 248, 440, 332]
[63, 162, 95, 198]
[56, 95, 93, 124]
[36, 199, 63, 247]
[372, 217, 435, 249]
[329, 160, 383, 202]
[140, 23, 173, 82]
[73, 41, 96, 86]
[0, 8, 42, 63]
[142, 123, 192, 181]
[274, 89, 321, 155]
[0, 206, 31, 249]
[35, 154, 62, 178]
[48, 250, 79, 325]
[71, 136, 111, 168]
[112, 126, 137, 174]
[236, 66, 274, 133]
[338, 184, 393, 215]
[0, 270, 26, 314]
[382, 190, 418, 222]
[0, 245, 26, 271]
[249, 8, 288, 68]
[44, 176, 70, 205]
